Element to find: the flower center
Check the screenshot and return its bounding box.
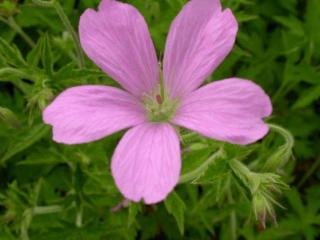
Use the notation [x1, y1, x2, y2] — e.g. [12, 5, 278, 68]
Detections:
[143, 76, 179, 122]
[143, 89, 179, 122]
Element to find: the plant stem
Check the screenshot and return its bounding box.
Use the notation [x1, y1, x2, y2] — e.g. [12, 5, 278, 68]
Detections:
[179, 147, 224, 184]
[32, 0, 85, 68]
[52, 1, 85, 68]
[0, 16, 35, 48]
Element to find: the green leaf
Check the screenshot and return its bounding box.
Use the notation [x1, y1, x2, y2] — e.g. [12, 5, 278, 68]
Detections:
[41, 34, 54, 76]
[193, 158, 230, 184]
[305, 0, 320, 42]
[0, 106, 20, 128]
[164, 191, 186, 235]
[128, 202, 141, 227]
[0, 0, 17, 15]
[236, 12, 258, 23]
[16, 4, 62, 31]
[27, 36, 44, 67]
[273, 15, 305, 36]
[0, 67, 32, 81]
[293, 85, 320, 109]
[53, 63, 105, 82]
[1, 124, 49, 165]
[74, 163, 87, 194]
[0, 37, 27, 67]
[179, 147, 224, 183]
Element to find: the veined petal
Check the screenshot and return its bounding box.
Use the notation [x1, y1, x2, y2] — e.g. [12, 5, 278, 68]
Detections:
[43, 85, 146, 144]
[79, 0, 159, 97]
[172, 78, 272, 145]
[163, 0, 238, 98]
[111, 123, 181, 204]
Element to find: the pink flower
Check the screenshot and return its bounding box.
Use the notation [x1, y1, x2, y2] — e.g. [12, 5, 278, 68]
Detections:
[43, 0, 272, 204]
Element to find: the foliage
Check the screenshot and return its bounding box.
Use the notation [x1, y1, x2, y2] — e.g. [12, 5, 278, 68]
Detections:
[0, 0, 319, 239]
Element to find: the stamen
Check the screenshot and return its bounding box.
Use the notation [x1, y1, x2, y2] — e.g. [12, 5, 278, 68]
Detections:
[156, 95, 163, 105]
[142, 71, 179, 122]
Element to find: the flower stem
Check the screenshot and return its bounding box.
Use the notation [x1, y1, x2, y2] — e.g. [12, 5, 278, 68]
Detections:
[179, 147, 224, 184]
[0, 16, 35, 48]
[262, 123, 294, 171]
[268, 123, 294, 149]
[32, 0, 85, 68]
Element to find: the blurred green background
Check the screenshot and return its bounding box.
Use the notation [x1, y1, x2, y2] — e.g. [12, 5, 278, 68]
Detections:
[0, 0, 320, 239]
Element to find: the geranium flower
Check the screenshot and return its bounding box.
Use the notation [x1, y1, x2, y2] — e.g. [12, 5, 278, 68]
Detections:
[43, 0, 272, 204]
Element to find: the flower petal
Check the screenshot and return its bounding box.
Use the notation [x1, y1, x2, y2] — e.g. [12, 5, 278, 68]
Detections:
[163, 0, 238, 98]
[79, 0, 159, 97]
[172, 78, 272, 145]
[111, 123, 181, 204]
[43, 85, 146, 144]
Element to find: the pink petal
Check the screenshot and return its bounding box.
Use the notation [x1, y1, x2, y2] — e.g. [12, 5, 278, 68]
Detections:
[43, 86, 146, 144]
[79, 0, 159, 97]
[163, 0, 238, 98]
[111, 123, 181, 204]
[172, 78, 272, 145]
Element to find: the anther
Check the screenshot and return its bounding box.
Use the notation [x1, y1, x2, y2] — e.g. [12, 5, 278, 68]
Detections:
[156, 94, 163, 105]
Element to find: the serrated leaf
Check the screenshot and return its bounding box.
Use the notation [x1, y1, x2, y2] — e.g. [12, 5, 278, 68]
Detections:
[164, 191, 186, 235]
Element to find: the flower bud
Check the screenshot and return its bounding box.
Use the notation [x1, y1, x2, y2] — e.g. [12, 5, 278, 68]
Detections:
[252, 192, 274, 229]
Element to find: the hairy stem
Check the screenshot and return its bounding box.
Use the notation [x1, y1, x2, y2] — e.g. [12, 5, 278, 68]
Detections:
[268, 123, 294, 149]
[179, 147, 224, 184]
